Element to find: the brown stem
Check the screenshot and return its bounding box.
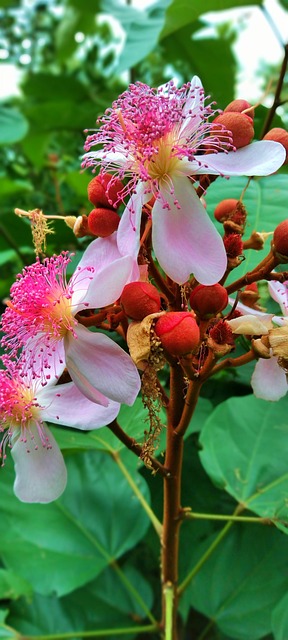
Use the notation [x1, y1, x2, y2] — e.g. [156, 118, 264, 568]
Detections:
[147, 249, 176, 303]
[226, 251, 279, 294]
[107, 419, 169, 477]
[260, 42, 288, 138]
[207, 349, 256, 378]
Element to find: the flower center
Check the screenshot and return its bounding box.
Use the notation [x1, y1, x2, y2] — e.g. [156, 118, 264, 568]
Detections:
[147, 134, 182, 186]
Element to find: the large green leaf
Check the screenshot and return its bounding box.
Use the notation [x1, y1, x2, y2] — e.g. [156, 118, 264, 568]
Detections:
[0, 569, 32, 600]
[162, 30, 236, 105]
[0, 610, 17, 640]
[181, 525, 288, 639]
[0, 451, 150, 596]
[8, 563, 153, 636]
[161, 0, 264, 38]
[205, 173, 288, 280]
[199, 395, 288, 527]
[272, 592, 288, 640]
[0, 107, 29, 145]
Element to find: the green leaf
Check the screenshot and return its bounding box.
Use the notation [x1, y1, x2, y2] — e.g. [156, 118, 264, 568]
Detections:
[8, 563, 153, 636]
[0, 107, 29, 145]
[199, 394, 288, 527]
[182, 525, 288, 639]
[161, 0, 264, 38]
[0, 177, 32, 199]
[0, 451, 150, 596]
[272, 592, 288, 640]
[0, 569, 32, 600]
[205, 173, 288, 281]
[0, 611, 17, 640]
[106, 0, 170, 72]
[162, 30, 236, 105]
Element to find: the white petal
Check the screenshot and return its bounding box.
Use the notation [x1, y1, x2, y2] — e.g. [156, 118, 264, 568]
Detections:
[227, 314, 272, 335]
[190, 141, 286, 176]
[180, 76, 204, 137]
[117, 182, 151, 258]
[152, 177, 227, 285]
[251, 357, 288, 401]
[65, 324, 141, 406]
[82, 149, 128, 166]
[12, 424, 67, 503]
[40, 381, 120, 429]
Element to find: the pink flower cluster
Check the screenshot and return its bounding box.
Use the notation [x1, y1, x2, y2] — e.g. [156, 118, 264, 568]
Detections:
[0, 234, 140, 503]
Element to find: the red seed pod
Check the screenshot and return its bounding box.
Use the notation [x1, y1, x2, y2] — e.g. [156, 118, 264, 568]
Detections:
[87, 208, 120, 237]
[263, 128, 288, 164]
[273, 219, 288, 257]
[214, 199, 238, 223]
[223, 233, 244, 258]
[120, 282, 161, 321]
[189, 284, 228, 318]
[224, 99, 255, 119]
[87, 173, 124, 208]
[209, 319, 234, 345]
[154, 312, 200, 356]
[212, 112, 254, 149]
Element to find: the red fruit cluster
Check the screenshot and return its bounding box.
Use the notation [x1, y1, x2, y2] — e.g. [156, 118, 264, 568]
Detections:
[120, 282, 161, 321]
[87, 173, 124, 237]
[263, 128, 288, 164]
[224, 99, 255, 119]
[273, 219, 288, 257]
[214, 199, 238, 223]
[154, 312, 200, 356]
[212, 112, 254, 149]
[189, 284, 228, 318]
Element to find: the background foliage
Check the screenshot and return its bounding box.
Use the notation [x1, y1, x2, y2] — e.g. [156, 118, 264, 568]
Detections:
[1, 0, 288, 639]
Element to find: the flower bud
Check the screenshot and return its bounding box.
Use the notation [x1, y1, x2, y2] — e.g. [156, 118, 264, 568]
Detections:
[213, 112, 254, 149]
[120, 282, 161, 321]
[214, 199, 238, 223]
[88, 208, 120, 237]
[87, 173, 124, 208]
[224, 99, 254, 119]
[263, 128, 288, 164]
[273, 219, 288, 258]
[154, 312, 200, 356]
[189, 284, 228, 318]
[239, 283, 260, 309]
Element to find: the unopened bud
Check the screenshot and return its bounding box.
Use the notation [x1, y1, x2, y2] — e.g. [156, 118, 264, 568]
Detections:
[66, 214, 91, 238]
[120, 282, 161, 321]
[154, 312, 200, 356]
[239, 283, 260, 309]
[263, 128, 288, 164]
[214, 199, 238, 223]
[224, 99, 255, 119]
[189, 284, 228, 318]
[88, 208, 120, 237]
[213, 112, 254, 149]
[273, 219, 288, 260]
[87, 173, 124, 208]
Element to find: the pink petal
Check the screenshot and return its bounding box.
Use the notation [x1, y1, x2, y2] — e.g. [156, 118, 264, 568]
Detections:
[40, 381, 120, 429]
[12, 425, 67, 503]
[65, 324, 141, 406]
[20, 337, 66, 383]
[117, 183, 151, 259]
[191, 141, 286, 176]
[72, 233, 139, 310]
[251, 357, 288, 401]
[268, 281, 288, 317]
[152, 177, 227, 285]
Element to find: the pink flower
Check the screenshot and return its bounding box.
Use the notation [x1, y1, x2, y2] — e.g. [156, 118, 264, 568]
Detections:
[0, 358, 120, 503]
[82, 77, 285, 285]
[1, 235, 140, 407]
